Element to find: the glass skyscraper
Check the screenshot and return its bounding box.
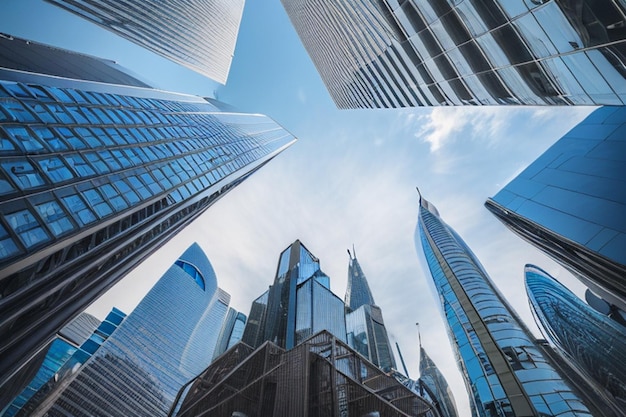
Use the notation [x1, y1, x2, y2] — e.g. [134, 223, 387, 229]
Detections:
[418, 345, 459, 417]
[282, 0, 626, 108]
[0, 35, 296, 387]
[45, 0, 245, 84]
[486, 106, 626, 314]
[212, 307, 247, 359]
[344, 249, 396, 371]
[415, 194, 593, 417]
[25, 243, 229, 417]
[241, 240, 346, 350]
[173, 330, 439, 417]
[525, 264, 626, 410]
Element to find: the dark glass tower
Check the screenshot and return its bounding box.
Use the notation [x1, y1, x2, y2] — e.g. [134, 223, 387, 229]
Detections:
[344, 249, 396, 371]
[173, 331, 440, 417]
[45, 0, 245, 84]
[486, 106, 626, 313]
[24, 243, 229, 417]
[241, 240, 346, 350]
[0, 35, 296, 389]
[282, 0, 626, 107]
[419, 345, 459, 417]
[415, 194, 592, 417]
[525, 264, 626, 409]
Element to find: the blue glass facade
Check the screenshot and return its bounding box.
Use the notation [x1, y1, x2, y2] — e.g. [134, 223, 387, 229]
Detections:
[29, 243, 229, 416]
[525, 264, 626, 410]
[415, 196, 592, 417]
[487, 106, 626, 313]
[213, 307, 247, 359]
[344, 251, 396, 371]
[418, 345, 460, 417]
[0, 39, 296, 386]
[5, 308, 126, 417]
[243, 240, 346, 350]
[46, 0, 245, 84]
[282, 0, 626, 108]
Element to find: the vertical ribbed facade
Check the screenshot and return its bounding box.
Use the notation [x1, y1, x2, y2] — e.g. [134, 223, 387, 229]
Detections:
[31, 243, 229, 417]
[282, 0, 626, 107]
[415, 195, 592, 417]
[0, 37, 296, 388]
[45, 0, 245, 84]
[486, 106, 626, 312]
[525, 264, 626, 409]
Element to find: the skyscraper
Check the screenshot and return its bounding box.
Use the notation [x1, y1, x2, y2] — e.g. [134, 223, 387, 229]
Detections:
[242, 240, 346, 350]
[45, 0, 245, 84]
[3, 308, 126, 417]
[282, 0, 626, 108]
[418, 345, 459, 417]
[0, 35, 296, 389]
[486, 106, 626, 313]
[415, 193, 593, 417]
[212, 307, 247, 359]
[525, 264, 626, 410]
[173, 331, 439, 417]
[344, 248, 396, 371]
[28, 243, 229, 417]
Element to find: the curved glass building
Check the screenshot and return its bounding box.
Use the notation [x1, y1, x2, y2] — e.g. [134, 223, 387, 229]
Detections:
[486, 106, 626, 313]
[0, 35, 295, 394]
[212, 307, 247, 359]
[20, 243, 229, 417]
[46, 0, 245, 84]
[415, 194, 592, 417]
[282, 0, 626, 107]
[525, 264, 626, 409]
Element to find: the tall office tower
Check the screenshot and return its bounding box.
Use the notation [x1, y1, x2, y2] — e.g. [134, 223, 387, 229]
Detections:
[242, 240, 346, 350]
[1, 312, 101, 415]
[344, 249, 397, 371]
[486, 106, 626, 314]
[173, 330, 439, 417]
[415, 194, 593, 417]
[0, 35, 296, 386]
[28, 243, 230, 417]
[282, 0, 626, 108]
[4, 308, 126, 417]
[525, 264, 626, 409]
[212, 307, 247, 359]
[46, 0, 245, 84]
[419, 345, 459, 417]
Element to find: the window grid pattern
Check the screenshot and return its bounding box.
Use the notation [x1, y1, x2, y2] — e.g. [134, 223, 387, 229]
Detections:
[283, 0, 626, 107]
[416, 199, 592, 417]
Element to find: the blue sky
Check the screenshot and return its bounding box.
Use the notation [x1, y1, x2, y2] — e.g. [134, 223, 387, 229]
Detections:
[2, 1, 597, 415]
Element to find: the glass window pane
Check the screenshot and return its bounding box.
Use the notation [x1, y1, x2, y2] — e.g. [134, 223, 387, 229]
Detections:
[1, 160, 46, 190]
[37, 157, 74, 183]
[4, 126, 44, 152]
[62, 194, 97, 225]
[35, 201, 75, 237]
[5, 209, 50, 248]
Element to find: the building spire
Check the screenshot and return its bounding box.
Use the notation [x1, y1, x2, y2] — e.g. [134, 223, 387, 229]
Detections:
[396, 342, 410, 378]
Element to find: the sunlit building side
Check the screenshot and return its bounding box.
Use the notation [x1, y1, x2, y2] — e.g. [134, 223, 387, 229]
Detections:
[0, 34, 296, 389]
[27, 243, 229, 417]
[282, 0, 626, 107]
[525, 264, 626, 409]
[415, 194, 593, 417]
[486, 106, 626, 314]
[45, 0, 245, 84]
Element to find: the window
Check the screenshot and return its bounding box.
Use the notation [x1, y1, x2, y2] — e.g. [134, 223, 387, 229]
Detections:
[64, 154, 95, 177]
[32, 127, 68, 152]
[99, 184, 128, 212]
[113, 179, 140, 205]
[5, 209, 50, 248]
[82, 189, 113, 218]
[2, 160, 46, 190]
[0, 223, 20, 259]
[4, 126, 44, 152]
[62, 194, 97, 225]
[35, 201, 75, 237]
[37, 157, 74, 183]
[174, 259, 205, 290]
[84, 152, 110, 174]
